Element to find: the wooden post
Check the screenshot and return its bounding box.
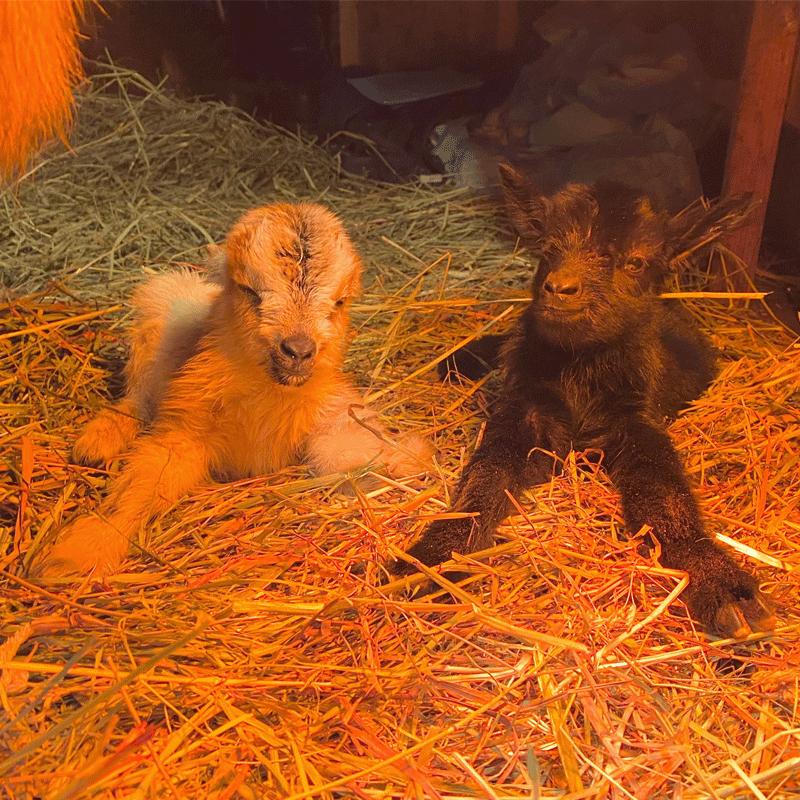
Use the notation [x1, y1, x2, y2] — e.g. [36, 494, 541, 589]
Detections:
[721, 1, 800, 290]
[338, 0, 360, 68]
[497, 1, 518, 52]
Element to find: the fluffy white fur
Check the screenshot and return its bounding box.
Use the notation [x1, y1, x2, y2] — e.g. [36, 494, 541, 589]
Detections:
[35, 202, 431, 579]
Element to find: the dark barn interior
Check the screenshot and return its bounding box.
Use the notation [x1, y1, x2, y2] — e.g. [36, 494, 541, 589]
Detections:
[83, 0, 800, 328]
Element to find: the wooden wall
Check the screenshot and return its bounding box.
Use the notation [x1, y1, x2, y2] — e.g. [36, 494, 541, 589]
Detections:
[338, 0, 523, 72]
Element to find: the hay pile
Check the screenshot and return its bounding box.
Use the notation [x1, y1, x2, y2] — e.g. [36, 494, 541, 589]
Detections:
[1, 66, 799, 800]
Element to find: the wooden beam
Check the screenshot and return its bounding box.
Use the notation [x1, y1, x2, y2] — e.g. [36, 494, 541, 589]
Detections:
[337, 1, 511, 73]
[786, 14, 800, 128]
[338, 0, 360, 68]
[497, 1, 518, 51]
[721, 1, 800, 290]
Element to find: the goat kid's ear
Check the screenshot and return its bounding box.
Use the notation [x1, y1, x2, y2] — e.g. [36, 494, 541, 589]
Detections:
[203, 243, 228, 285]
[346, 263, 363, 299]
[667, 192, 757, 263]
[498, 163, 547, 241]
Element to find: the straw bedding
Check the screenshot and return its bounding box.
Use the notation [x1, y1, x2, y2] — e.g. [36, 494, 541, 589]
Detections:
[1, 66, 799, 800]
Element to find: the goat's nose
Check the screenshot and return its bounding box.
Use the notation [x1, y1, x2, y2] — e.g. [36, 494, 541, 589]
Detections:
[280, 334, 316, 361]
[543, 274, 581, 297]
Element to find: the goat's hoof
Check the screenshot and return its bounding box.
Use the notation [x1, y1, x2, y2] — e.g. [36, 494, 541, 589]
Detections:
[383, 433, 434, 479]
[73, 414, 136, 467]
[682, 554, 777, 639]
[31, 517, 126, 582]
[712, 590, 777, 639]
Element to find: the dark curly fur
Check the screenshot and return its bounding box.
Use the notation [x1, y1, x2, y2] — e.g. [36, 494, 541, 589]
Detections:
[394, 165, 775, 640]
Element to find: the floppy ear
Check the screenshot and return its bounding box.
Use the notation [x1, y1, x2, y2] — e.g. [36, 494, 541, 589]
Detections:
[498, 163, 548, 242]
[667, 193, 757, 264]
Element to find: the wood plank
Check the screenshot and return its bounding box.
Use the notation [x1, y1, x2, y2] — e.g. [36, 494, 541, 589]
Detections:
[338, 0, 361, 68]
[338, 1, 503, 73]
[496, 1, 518, 52]
[785, 15, 800, 128]
[721, 1, 800, 289]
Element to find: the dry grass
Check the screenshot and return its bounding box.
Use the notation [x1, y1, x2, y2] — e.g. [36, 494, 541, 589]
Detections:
[1, 65, 799, 800]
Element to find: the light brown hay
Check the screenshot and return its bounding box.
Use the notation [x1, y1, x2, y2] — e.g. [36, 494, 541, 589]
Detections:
[1, 65, 799, 799]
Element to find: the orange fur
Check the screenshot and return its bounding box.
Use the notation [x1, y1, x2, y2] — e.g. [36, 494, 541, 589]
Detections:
[0, 1, 85, 181]
[35, 203, 432, 580]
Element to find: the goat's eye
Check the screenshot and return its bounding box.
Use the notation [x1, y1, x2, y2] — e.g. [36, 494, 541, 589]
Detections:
[625, 257, 646, 274]
[335, 297, 346, 308]
[236, 284, 261, 306]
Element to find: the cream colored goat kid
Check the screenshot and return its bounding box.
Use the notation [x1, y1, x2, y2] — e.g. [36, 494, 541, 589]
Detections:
[35, 202, 431, 579]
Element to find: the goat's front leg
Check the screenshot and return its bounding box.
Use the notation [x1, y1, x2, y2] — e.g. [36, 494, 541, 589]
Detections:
[306, 389, 433, 481]
[392, 391, 570, 574]
[34, 430, 210, 581]
[606, 418, 775, 638]
[72, 398, 141, 466]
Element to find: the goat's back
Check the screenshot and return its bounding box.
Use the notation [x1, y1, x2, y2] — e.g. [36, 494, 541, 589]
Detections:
[126, 270, 219, 422]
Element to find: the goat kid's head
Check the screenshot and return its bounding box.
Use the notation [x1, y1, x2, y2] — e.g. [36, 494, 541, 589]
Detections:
[219, 202, 362, 386]
[499, 165, 754, 347]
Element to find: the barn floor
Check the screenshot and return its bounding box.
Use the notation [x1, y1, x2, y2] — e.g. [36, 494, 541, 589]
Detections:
[1, 67, 799, 800]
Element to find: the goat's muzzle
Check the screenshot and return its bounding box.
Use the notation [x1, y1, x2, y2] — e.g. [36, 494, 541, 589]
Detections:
[532, 266, 593, 344]
[541, 265, 583, 309]
[270, 332, 318, 386]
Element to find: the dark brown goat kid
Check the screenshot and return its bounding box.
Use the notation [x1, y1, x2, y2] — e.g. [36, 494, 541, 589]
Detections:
[393, 165, 776, 640]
